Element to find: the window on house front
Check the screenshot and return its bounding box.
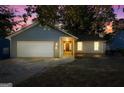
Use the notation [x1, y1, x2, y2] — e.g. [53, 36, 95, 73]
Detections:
[77, 42, 83, 51]
[94, 42, 99, 51]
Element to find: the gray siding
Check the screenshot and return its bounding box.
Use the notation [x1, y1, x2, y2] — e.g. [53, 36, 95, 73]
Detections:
[11, 25, 68, 57]
[76, 41, 106, 54]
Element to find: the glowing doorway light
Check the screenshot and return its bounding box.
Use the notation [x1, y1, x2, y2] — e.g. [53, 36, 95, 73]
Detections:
[65, 37, 69, 41]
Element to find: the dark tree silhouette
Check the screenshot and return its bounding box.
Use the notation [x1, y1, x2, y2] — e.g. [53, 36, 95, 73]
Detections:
[0, 6, 14, 38]
[26, 5, 116, 39]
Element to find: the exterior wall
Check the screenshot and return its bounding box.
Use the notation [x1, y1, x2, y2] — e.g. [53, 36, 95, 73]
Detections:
[76, 41, 106, 54]
[110, 30, 124, 50]
[0, 39, 10, 59]
[10, 25, 69, 57]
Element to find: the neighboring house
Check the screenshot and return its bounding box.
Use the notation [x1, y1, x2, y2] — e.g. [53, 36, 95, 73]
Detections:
[0, 38, 10, 59]
[118, 19, 124, 29]
[6, 22, 106, 58]
[109, 30, 124, 50]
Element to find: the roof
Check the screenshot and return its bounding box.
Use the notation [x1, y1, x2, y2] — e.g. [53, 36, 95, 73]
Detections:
[6, 21, 78, 39]
[77, 32, 105, 41]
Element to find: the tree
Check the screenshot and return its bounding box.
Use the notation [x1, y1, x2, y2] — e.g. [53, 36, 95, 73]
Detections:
[91, 6, 115, 32]
[36, 6, 60, 27]
[62, 6, 95, 35]
[0, 6, 14, 38]
[25, 5, 37, 17]
[26, 5, 116, 38]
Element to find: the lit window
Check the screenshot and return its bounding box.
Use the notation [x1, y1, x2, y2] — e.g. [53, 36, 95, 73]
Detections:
[94, 42, 99, 51]
[77, 42, 83, 51]
[55, 42, 58, 50]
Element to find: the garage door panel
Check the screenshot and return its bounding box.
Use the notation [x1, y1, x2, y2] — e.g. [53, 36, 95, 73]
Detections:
[17, 41, 54, 57]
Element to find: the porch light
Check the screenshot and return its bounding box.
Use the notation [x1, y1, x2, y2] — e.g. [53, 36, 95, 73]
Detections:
[65, 37, 69, 41]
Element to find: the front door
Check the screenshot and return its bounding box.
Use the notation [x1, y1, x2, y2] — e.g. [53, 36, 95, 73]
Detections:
[63, 41, 73, 56]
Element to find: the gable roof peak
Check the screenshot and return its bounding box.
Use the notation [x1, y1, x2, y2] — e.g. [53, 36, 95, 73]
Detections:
[6, 21, 78, 39]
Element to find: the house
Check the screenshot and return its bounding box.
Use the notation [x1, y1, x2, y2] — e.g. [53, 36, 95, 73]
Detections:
[0, 38, 10, 59]
[109, 30, 124, 50]
[6, 22, 106, 58]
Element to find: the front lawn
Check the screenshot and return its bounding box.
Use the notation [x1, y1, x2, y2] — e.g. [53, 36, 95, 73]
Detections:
[16, 57, 124, 87]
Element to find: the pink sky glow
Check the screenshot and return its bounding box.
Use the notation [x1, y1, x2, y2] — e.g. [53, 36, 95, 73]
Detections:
[9, 5, 37, 31]
[113, 5, 124, 19]
[9, 5, 124, 19]
[8, 5, 124, 32]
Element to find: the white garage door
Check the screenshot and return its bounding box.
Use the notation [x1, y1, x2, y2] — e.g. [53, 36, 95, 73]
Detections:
[17, 41, 54, 57]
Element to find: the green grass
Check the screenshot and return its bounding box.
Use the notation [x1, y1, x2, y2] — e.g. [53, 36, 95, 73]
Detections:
[16, 57, 124, 87]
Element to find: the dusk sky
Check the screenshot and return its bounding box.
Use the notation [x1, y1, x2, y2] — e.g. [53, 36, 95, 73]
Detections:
[113, 5, 124, 19]
[8, 5, 124, 32]
[9, 5, 37, 31]
[9, 5, 27, 15]
[9, 5, 124, 19]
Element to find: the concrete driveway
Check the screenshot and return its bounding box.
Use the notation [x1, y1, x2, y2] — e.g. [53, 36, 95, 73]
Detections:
[16, 56, 124, 87]
[0, 57, 74, 86]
